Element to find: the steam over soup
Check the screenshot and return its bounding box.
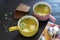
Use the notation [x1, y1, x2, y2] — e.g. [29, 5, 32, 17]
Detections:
[34, 4, 50, 16]
[20, 18, 37, 32]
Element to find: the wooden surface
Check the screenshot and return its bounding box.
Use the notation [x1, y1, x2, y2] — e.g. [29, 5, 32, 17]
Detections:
[0, 0, 60, 40]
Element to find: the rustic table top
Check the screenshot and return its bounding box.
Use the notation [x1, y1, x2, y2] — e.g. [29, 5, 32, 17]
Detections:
[0, 0, 60, 40]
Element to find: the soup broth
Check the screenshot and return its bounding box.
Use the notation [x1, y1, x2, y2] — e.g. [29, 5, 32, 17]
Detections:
[20, 18, 37, 32]
[34, 4, 50, 16]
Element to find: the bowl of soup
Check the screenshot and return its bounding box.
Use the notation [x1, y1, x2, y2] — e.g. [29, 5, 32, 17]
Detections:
[33, 2, 56, 21]
[9, 15, 39, 37]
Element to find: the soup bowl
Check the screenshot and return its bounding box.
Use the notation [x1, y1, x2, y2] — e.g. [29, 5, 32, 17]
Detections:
[33, 2, 56, 22]
[8, 15, 39, 37]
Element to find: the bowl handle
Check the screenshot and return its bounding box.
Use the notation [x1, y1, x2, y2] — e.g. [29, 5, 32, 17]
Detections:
[48, 15, 56, 22]
[8, 26, 18, 32]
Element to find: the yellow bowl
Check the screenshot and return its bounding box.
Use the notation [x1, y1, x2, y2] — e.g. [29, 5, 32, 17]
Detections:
[9, 15, 39, 37]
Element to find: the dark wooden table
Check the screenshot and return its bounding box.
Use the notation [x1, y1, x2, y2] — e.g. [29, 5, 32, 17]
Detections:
[0, 0, 60, 40]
